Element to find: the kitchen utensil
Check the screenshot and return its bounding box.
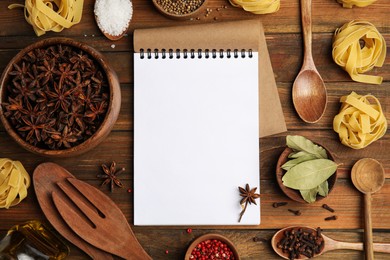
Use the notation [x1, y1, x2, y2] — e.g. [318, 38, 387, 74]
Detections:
[51, 174, 151, 259]
[351, 158, 385, 260]
[33, 162, 114, 260]
[292, 0, 327, 123]
[276, 146, 338, 203]
[272, 226, 390, 259]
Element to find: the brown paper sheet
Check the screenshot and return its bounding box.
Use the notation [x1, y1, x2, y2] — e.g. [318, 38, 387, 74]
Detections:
[134, 19, 287, 137]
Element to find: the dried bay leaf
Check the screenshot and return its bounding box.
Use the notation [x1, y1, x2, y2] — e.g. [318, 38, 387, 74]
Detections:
[300, 188, 318, 203]
[286, 135, 328, 159]
[281, 153, 317, 171]
[300, 181, 329, 203]
[317, 180, 329, 197]
[288, 151, 311, 159]
[282, 159, 337, 190]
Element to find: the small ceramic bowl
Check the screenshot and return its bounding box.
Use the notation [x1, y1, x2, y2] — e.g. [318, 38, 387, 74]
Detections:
[276, 145, 338, 203]
[0, 38, 121, 157]
[185, 233, 240, 260]
[152, 0, 208, 20]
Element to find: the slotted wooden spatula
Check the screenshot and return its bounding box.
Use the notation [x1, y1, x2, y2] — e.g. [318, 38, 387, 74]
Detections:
[33, 162, 114, 260]
[52, 176, 151, 260]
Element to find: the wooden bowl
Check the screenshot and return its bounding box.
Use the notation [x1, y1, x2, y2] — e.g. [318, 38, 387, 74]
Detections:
[152, 0, 208, 20]
[0, 38, 121, 157]
[185, 233, 240, 260]
[276, 145, 338, 203]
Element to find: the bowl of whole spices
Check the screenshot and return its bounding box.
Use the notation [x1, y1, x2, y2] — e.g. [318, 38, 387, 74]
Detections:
[0, 38, 121, 157]
[276, 135, 338, 204]
[185, 233, 240, 260]
[152, 0, 208, 20]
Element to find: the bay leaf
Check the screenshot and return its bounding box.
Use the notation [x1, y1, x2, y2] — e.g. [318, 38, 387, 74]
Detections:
[286, 135, 328, 159]
[288, 151, 311, 159]
[282, 159, 337, 190]
[317, 180, 329, 197]
[300, 188, 318, 203]
[281, 153, 317, 171]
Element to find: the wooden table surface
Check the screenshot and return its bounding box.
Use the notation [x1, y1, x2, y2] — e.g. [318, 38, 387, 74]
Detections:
[1, 0, 390, 259]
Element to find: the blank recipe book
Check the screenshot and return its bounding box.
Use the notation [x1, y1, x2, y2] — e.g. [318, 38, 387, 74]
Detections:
[133, 20, 285, 225]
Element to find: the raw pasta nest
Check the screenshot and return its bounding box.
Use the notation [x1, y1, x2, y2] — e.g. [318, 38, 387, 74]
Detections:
[337, 0, 377, 8]
[8, 0, 84, 36]
[229, 0, 280, 14]
[332, 20, 386, 85]
[0, 159, 30, 209]
[333, 92, 387, 149]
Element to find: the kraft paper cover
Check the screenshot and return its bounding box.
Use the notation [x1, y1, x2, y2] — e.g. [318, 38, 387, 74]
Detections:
[134, 19, 287, 137]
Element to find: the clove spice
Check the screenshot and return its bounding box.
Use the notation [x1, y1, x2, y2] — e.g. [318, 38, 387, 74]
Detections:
[322, 204, 335, 212]
[324, 215, 338, 221]
[288, 209, 301, 216]
[273, 202, 288, 208]
[276, 227, 324, 259]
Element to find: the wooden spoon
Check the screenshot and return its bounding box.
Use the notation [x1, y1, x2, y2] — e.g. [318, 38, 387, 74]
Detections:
[271, 226, 390, 259]
[94, 0, 130, 41]
[292, 0, 327, 123]
[95, 16, 128, 41]
[351, 158, 385, 260]
[33, 162, 114, 260]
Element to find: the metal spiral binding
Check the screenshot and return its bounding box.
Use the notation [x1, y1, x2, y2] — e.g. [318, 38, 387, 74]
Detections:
[140, 49, 253, 59]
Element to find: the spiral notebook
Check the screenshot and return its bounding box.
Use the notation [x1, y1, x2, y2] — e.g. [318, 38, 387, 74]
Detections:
[134, 20, 284, 226]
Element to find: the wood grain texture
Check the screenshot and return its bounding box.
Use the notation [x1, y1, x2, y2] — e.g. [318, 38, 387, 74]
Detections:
[0, 0, 390, 259]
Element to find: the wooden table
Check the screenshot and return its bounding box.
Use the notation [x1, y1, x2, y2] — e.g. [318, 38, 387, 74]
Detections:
[1, 0, 389, 259]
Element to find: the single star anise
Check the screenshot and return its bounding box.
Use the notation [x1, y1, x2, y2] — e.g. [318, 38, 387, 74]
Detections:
[238, 183, 260, 222]
[97, 161, 125, 192]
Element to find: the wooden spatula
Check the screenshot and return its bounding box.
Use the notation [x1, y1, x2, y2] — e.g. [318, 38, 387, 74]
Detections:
[51, 176, 151, 260]
[33, 162, 114, 260]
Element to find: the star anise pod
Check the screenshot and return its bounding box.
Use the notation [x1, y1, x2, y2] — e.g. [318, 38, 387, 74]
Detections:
[97, 161, 125, 192]
[238, 184, 260, 222]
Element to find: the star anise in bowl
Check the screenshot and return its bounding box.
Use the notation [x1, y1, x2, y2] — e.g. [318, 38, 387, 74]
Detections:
[0, 38, 121, 157]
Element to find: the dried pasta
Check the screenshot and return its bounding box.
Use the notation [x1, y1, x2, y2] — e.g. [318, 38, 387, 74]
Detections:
[333, 92, 387, 149]
[332, 20, 386, 85]
[0, 159, 30, 209]
[8, 0, 84, 36]
[337, 0, 377, 8]
[229, 0, 280, 14]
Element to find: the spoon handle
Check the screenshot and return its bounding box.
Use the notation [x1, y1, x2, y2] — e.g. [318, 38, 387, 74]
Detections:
[365, 193, 374, 260]
[326, 240, 390, 253]
[300, 0, 313, 66]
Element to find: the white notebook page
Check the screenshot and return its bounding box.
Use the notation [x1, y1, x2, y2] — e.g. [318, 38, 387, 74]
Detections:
[134, 51, 260, 225]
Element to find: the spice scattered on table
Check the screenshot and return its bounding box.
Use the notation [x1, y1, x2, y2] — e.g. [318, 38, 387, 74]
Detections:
[273, 202, 288, 208]
[2, 44, 110, 150]
[322, 204, 335, 213]
[97, 161, 125, 192]
[155, 0, 205, 15]
[190, 239, 235, 259]
[333, 92, 387, 149]
[238, 184, 260, 222]
[0, 159, 30, 209]
[276, 227, 324, 259]
[281, 135, 337, 203]
[324, 215, 338, 221]
[288, 209, 301, 216]
[95, 0, 133, 37]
